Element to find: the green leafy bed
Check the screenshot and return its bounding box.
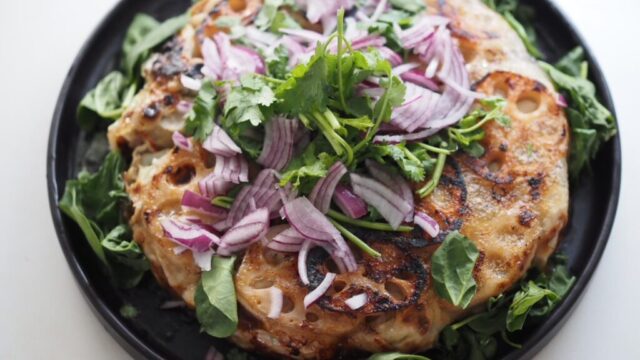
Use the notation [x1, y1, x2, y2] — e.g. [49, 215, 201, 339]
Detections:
[58, 0, 616, 359]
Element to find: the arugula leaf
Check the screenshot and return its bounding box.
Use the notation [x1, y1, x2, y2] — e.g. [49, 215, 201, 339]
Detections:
[540, 48, 617, 177]
[102, 225, 150, 288]
[368, 352, 430, 360]
[185, 81, 217, 141]
[195, 256, 238, 338]
[224, 75, 276, 126]
[77, 71, 137, 128]
[506, 281, 559, 331]
[431, 231, 480, 309]
[276, 47, 330, 116]
[59, 152, 148, 288]
[483, 0, 542, 58]
[123, 13, 188, 79]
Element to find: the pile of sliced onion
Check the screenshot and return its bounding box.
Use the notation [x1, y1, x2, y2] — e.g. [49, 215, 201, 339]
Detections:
[308, 161, 347, 213]
[350, 173, 412, 230]
[390, 83, 442, 132]
[333, 184, 368, 219]
[268, 286, 284, 319]
[213, 154, 249, 184]
[172, 131, 193, 152]
[365, 160, 413, 220]
[304, 272, 336, 308]
[203, 125, 242, 157]
[268, 227, 306, 253]
[159, 217, 221, 252]
[201, 33, 265, 81]
[181, 190, 227, 217]
[218, 208, 270, 255]
[257, 117, 299, 171]
[414, 211, 440, 238]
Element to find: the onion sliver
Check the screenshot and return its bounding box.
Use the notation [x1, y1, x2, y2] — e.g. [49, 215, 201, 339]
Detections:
[350, 173, 412, 230]
[304, 272, 336, 308]
[268, 287, 284, 319]
[345, 293, 368, 310]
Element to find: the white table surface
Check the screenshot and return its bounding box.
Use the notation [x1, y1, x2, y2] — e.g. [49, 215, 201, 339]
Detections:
[0, 0, 637, 358]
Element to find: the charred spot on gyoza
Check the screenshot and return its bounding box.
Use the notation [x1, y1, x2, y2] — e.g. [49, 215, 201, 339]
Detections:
[306, 243, 428, 315]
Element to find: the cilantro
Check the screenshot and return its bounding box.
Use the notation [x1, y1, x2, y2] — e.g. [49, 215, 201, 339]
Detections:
[540, 48, 617, 177]
[369, 143, 434, 183]
[59, 152, 149, 288]
[254, 0, 296, 31]
[267, 45, 291, 79]
[279, 143, 337, 192]
[225, 75, 277, 126]
[184, 81, 217, 141]
[276, 47, 330, 116]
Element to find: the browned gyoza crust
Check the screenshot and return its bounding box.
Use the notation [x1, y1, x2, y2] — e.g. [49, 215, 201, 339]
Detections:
[110, 0, 569, 358]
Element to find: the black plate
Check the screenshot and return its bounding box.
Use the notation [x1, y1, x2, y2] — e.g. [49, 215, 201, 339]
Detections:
[47, 0, 621, 359]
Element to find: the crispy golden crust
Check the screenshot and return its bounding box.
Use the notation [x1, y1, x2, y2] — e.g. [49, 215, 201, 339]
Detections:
[114, 0, 570, 358]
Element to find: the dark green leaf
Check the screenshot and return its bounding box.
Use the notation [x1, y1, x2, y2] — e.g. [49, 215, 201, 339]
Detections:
[267, 45, 291, 79]
[431, 231, 480, 309]
[276, 47, 330, 115]
[77, 71, 137, 128]
[555, 47, 587, 78]
[102, 225, 150, 288]
[185, 81, 218, 141]
[196, 256, 238, 338]
[506, 281, 558, 331]
[123, 13, 188, 79]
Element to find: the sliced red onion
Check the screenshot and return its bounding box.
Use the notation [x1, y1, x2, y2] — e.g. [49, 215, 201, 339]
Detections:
[333, 184, 368, 219]
[203, 125, 242, 157]
[308, 162, 348, 214]
[180, 74, 202, 91]
[390, 83, 442, 132]
[159, 217, 220, 252]
[176, 100, 193, 114]
[204, 346, 224, 360]
[351, 35, 386, 51]
[282, 197, 341, 244]
[414, 211, 440, 237]
[279, 28, 326, 43]
[365, 159, 413, 220]
[212, 154, 249, 184]
[400, 70, 440, 92]
[304, 272, 336, 308]
[172, 131, 193, 152]
[345, 293, 368, 310]
[397, 16, 450, 49]
[269, 227, 306, 253]
[378, 47, 403, 67]
[369, 0, 388, 23]
[557, 94, 568, 108]
[298, 240, 312, 285]
[218, 208, 270, 255]
[193, 249, 215, 271]
[392, 63, 421, 76]
[234, 46, 266, 75]
[350, 173, 413, 230]
[199, 175, 235, 199]
[268, 287, 284, 319]
[257, 117, 298, 171]
[217, 169, 285, 230]
[181, 190, 227, 217]
[202, 33, 265, 81]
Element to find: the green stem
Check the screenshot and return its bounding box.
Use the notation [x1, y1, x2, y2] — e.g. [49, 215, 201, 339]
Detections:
[254, 73, 285, 85]
[353, 71, 394, 154]
[329, 219, 382, 258]
[311, 111, 344, 156]
[211, 196, 233, 209]
[327, 209, 414, 232]
[323, 110, 341, 130]
[336, 9, 347, 111]
[418, 152, 447, 198]
[416, 143, 452, 155]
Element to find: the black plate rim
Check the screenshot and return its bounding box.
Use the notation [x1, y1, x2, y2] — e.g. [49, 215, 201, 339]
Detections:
[46, 0, 622, 359]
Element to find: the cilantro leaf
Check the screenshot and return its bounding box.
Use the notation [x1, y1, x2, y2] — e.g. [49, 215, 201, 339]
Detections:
[431, 231, 480, 309]
[369, 143, 434, 183]
[224, 75, 276, 126]
[254, 0, 296, 31]
[280, 143, 337, 192]
[267, 45, 291, 79]
[389, 0, 426, 14]
[185, 81, 217, 141]
[275, 47, 330, 116]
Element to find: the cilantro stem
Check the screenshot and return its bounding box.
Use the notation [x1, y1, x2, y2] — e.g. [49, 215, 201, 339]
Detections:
[327, 209, 413, 232]
[353, 71, 394, 155]
[336, 9, 348, 111]
[418, 151, 447, 198]
[211, 196, 233, 209]
[312, 111, 353, 164]
[328, 218, 382, 258]
[253, 73, 285, 84]
[323, 110, 341, 130]
[416, 143, 452, 155]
